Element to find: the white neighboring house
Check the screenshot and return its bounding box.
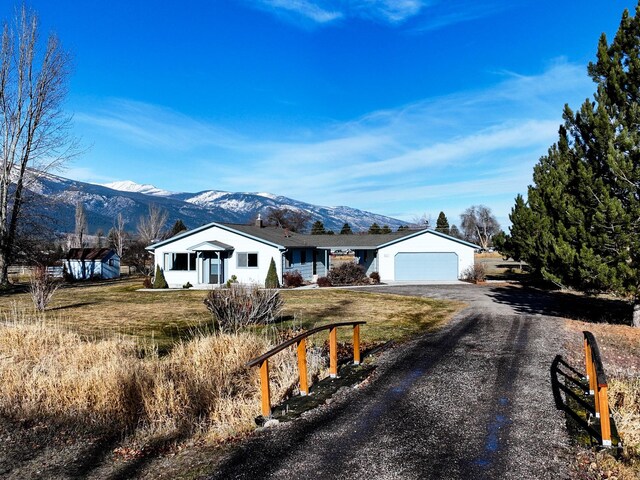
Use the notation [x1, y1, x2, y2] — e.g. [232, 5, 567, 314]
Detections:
[146, 218, 479, 288]
[64, 248, 120, 280]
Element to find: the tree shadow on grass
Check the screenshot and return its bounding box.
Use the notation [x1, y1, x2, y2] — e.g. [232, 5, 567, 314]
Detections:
[47, 302, 96, 311]
[486, 285, 632, 325]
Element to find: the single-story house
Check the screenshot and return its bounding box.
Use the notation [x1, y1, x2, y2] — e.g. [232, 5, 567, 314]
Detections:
[146, 218, 479, 288]
[64, 248, 121, 280]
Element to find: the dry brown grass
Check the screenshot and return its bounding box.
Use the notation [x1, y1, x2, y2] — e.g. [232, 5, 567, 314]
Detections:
[0, 311, 300, 441]
[279, 288, 463, 344]
[0, 278, 464, 350]
[565, 320, 640, 478]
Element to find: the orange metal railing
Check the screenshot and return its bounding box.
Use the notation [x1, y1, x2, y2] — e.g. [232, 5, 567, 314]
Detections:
[583, 331, 612, 447]
[247, 321, 366, 418]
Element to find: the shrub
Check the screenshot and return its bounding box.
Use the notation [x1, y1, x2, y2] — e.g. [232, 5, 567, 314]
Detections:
[462, 263, 486, 283]
[327, 262, 366, 286]
[142, 276, 152, 288]
[182, 282, 193, 289]
[369, 271, 381, 284]
[153, 265, 168, 289]
[203, 284, 284, 333]
[225, 275, 238, 288]
[265, 258, 280, 288]
[317, 276, 332, 287]
[283, 270, 303, 288]
[29, 265, 61, 312]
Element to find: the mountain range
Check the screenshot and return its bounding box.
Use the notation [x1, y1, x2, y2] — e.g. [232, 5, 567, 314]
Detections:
[23, 172, 407, 235]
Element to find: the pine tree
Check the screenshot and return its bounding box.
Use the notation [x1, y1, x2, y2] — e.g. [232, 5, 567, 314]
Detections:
[340, 223, 353, 235]
[311, 220, 326, 235]
[169, 219, 187, 237]
[368, 223, 381, 234]
[380, 225, 392, 234]
[435, 212, 450, 235]
[506, 3, 640, 326]
[265, 258, 280, 288]
[153, 265, 168, 289]
[449, 225, 462, 239]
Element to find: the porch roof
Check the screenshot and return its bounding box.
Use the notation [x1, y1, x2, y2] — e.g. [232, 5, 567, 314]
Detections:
[187, 240, 234, 252]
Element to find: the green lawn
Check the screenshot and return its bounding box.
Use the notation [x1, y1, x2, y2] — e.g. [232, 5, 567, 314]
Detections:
[0, 277, 465, 352]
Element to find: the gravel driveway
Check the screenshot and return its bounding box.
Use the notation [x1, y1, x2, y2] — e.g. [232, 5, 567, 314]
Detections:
[208, 284, 574, 479]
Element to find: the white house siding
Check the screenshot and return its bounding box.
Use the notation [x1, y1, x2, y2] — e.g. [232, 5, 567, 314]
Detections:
[377, 232, 475, 282]
[66, 259, 102, 280]
[153, 226, 283, 288]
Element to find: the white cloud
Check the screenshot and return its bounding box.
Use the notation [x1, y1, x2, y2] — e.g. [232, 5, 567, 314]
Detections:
[248, 0, 429, 26]
[74, 60, 594, 223]
[253, 0, 342, 24]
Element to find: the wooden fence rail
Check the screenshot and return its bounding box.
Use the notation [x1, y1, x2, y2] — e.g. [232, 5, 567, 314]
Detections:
[246, 321, 366, 418]
[583, 331, 612, 447]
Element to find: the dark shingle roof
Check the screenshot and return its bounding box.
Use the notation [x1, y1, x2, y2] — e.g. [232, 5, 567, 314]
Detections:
[147, 221, 478, 250]
[218, 223, 418, 249]
[65, 248, 116, 261]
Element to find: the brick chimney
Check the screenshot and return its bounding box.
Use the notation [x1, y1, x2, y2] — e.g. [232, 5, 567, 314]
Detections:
[255, 214, 263, 228]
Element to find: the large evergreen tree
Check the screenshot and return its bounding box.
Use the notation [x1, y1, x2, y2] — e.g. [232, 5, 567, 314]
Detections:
[340, 223, 353, 235]
[311, 220, 326, 235]
[506, 3, 640, 326]
[435, 212, 450, 235]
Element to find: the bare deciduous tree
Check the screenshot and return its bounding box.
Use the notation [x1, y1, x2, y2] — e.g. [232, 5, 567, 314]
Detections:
[460, 205, 500, 250]
[29, 264, 60, 312]
[0, 6, 76, 285]
[73, 201, 87, 248]
[108, 212, 127, 257]
[137, 204, 168, 245]
[265, 207, 310, 233]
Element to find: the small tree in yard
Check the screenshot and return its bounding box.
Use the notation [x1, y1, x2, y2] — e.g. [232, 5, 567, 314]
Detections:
[29, 265, 61, 312]
[203, 285, 284, 333]
[265, 258, 280, 288]
[153, 265, 168, 289]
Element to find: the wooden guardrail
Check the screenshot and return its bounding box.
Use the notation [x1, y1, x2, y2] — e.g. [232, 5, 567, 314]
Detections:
[583, 331, 612, 447]
[247, 321, 366, 418]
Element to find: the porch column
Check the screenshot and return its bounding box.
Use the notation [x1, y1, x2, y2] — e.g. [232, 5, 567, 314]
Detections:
[216, 252, 221, 287]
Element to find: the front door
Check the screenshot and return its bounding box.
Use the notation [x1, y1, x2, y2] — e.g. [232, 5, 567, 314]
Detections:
[210, 258, 220, 284]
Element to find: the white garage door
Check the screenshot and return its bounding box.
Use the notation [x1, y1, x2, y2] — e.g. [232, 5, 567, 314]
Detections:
[394, 252, 459, 281]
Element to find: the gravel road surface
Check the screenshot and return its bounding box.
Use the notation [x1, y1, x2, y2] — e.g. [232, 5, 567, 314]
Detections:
[207, 284, 573, 480]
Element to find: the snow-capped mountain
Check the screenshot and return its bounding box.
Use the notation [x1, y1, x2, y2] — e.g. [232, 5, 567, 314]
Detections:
[23, 174, 407, 234]
[102, 180, 175, 197]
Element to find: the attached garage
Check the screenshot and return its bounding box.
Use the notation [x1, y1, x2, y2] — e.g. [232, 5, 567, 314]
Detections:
[377, 230, 478, 283]
[394, 252, 459, 281]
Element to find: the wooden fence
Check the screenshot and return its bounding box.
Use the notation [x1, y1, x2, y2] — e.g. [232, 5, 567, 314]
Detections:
[583, 331, 612, 447]
[246, 321, 366, 418]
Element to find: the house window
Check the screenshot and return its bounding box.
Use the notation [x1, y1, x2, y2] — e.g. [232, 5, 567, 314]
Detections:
[108, 259, 115, 267]
[300, 250, 306, 265]
[165, 253, 196, 271]
[284, 251, 292, 268]
[237, 252, 258, 268]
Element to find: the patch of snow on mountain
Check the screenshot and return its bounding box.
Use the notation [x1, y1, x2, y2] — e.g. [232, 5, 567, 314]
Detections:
[185, 190, 229, 206]
[102, 180, 174, 196]
[255, 192, 279, 200]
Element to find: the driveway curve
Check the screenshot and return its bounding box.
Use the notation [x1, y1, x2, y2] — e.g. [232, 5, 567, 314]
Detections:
[207, 284, 573, 480]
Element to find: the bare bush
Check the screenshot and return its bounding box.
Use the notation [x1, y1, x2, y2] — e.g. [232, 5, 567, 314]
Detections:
[327, 262, 367, 286]
[317, 276, 332, 287]
[29, 266, 61, 312]
[283, 270, 303, 288]
[369, 271, 380, 284]
[462, 263, 486, 283]
[203, 284, 283, 333]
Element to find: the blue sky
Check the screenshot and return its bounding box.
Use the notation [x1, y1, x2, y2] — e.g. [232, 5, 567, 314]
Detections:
[0, 1, 637, 227]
